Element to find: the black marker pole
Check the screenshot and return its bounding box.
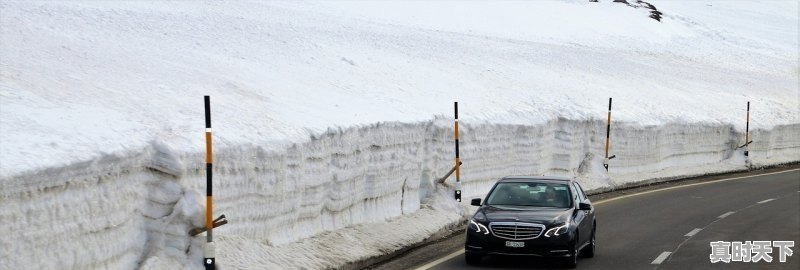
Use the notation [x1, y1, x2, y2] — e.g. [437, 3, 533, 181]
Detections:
[604, 98, 612, 171]
[744, 101, 750, 157]
[454, 102, 461, 202]
[204, 96, 216, 270]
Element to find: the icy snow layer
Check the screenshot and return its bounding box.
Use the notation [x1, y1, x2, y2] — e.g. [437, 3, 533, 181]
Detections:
[0, 143, 208, 269]
[217, 192, 464, 270]
[1, 0, 798, 177]
[2, 119, 798, 270]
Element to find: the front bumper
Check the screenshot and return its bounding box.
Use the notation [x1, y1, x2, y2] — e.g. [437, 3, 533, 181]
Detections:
[465, 224, 574, 257]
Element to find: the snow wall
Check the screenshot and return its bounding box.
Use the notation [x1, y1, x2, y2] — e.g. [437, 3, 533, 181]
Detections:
[1, 119, 798, 269]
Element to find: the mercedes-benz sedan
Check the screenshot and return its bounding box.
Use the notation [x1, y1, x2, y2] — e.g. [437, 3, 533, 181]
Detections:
[465, 176, 596, 268]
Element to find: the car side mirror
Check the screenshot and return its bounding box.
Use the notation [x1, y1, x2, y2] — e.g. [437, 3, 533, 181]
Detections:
[471, 198, 482, 206]
[578, 202, 592, 211]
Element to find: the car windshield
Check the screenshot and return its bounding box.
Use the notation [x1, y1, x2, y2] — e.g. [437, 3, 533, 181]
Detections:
[485, 182, 572, 208]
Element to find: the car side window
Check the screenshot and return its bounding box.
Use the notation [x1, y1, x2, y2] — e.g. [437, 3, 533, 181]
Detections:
[572, 183, 585, 202]
[569, 184, 580, 205]
[575, 182, 588, 200]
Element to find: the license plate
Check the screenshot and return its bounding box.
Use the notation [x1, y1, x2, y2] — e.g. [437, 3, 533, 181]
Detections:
[505, 241, 524, 248]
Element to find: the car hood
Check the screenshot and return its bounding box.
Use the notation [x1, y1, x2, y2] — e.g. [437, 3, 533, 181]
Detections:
[479, 205, 571, 225]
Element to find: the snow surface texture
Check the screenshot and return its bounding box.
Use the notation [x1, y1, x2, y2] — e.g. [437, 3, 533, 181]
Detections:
[1, 0, 798, 178]
[1, 0, 799, 269]
[0, 143, 207, 269]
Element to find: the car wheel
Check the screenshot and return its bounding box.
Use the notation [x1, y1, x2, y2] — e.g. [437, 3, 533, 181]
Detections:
[465, 252, 482, 265]
[562, 234, 578, 268]
[583, 224, 596, 258]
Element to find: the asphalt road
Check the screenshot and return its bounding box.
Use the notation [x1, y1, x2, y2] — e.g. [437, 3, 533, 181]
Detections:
[397, 169, 800, 270]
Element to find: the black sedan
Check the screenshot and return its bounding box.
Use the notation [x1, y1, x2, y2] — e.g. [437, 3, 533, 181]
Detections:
[465, 176, 596, 268]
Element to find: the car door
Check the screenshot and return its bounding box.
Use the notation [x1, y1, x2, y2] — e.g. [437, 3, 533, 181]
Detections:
[573, 182, 593, 246]
[569, 183, 588, 245]
[572, 182, 591, 246]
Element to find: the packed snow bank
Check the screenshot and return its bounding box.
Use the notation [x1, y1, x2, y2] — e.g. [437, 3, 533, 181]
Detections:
[0, 142, 206, 269]
[174, 120, 800, 269]
[2, 119, 797, 269]
[216, 186, 464, 270]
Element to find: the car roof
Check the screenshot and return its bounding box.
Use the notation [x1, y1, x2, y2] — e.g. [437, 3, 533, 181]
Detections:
[498, 176, 573, 183]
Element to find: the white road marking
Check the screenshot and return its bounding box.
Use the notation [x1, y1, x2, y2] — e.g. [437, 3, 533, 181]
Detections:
[594, 169, 799, 206]
[685, 228, 702, 237]
[757, 198, 775, 204]
[718, 211, 735, 219]
[413, 248, 465, 270]
[413, 169, 798, 269]
[651, 251, 672, 264]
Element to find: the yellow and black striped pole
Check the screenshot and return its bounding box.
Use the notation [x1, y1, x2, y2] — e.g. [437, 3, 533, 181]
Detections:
[604, 98, 612, 171]
[737, 101, 753, 152]
[204, 96, 216, 270]
[454, 102, 461, 202]
[744, 101, 750, 157]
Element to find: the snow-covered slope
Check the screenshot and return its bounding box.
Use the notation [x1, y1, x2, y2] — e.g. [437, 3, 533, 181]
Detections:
[1, 1, 798, 269]
[1, 0, 797, 177]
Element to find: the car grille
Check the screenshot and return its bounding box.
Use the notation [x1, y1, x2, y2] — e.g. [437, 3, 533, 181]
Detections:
[489, 222, 545, 240]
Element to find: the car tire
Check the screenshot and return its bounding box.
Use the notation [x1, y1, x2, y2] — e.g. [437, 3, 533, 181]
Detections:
[465, 252, 482, 265]
[583, 224, 596, 258]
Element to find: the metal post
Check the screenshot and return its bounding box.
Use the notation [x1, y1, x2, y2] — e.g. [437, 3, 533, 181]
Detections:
[204, 96, 216, 270]
[436, 161, 463, 184]
[604, 98, 612, 171]
[454, 102, 461, 202]
[744, 101, 750, 157]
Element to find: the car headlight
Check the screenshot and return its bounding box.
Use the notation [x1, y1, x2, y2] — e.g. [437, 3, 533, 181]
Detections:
[544, 223, 569, 237]
[469, 212, 490, 235]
